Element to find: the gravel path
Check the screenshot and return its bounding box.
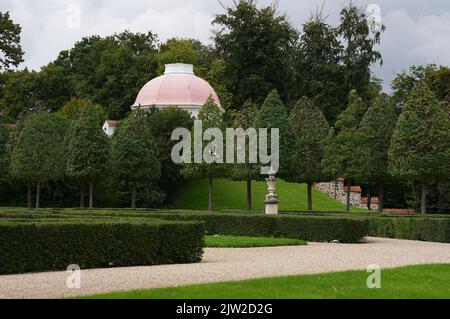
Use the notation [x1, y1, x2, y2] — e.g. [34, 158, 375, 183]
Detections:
[1, 237, 450, 299]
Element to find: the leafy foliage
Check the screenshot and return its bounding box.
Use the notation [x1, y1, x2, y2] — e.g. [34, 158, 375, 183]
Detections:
[65, 104, 110, 185]
[389, 83, 450, 180]
[10, 112, 68, 183]
[0, 218, 204, 274]
[147, 107, 194, 204]
[254, 90, 295, 178]
[213, 0, 298, 108]
[0, 11, 24, 70]
[111, 110, 161, 207]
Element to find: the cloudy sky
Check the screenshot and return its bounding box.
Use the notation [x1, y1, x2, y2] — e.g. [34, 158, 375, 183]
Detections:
[2, 0, 450, 91]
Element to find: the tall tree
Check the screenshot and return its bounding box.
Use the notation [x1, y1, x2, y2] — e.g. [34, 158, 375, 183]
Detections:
[0, 11, 24, 70]
[213, 0, 298, 108]
[254, 90, 295, 179]
[287, 97, 330, 211]
[147, 107, 194, 205]
[338, 4, 385, 101]
[111, 111, 161, 209]
[65, 104, 110, 208]
[323, 90, 368, 212]
[389, 83, 450, 214]
[230, 100, 259, 210]
[181, 97, 226, 211]
[10, 112, 68, 208]
[295, 12, 346, 123]
[358, 94, 398, 212]
[55, 31, 159, 119]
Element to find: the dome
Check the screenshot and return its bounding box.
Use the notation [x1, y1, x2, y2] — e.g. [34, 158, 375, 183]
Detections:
[132, 63, 221, 117]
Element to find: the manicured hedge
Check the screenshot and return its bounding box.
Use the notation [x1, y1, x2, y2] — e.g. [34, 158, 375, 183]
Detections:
[368, 217, 450, 243]
[58, 211, 369, 243]
[0, 218, 204, 275]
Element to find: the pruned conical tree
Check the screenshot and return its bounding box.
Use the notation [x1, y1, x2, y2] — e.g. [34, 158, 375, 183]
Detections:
[287, 97, 330, 212]
[358, 94, 397, 212]
[389, 82, 450, 214]
[181, 96, 226, 211]
[111, 110, 161, 209]
[65, 103, 110, 208]
[10, 112, 68, 208]
[323, 90, 368, 212]
[254, 89, 295, 179]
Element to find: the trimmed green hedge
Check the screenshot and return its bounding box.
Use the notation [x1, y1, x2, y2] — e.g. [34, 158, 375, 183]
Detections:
[369, 217, 450, 243]
[0, 219, 204, 275]
[57, 211, 369, 243]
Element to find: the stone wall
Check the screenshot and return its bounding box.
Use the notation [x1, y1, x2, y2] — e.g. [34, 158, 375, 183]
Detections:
[315, 178, 378, 210]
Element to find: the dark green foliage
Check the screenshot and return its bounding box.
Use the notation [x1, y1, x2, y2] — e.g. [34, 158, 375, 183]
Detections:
[58, 210, 367, 243]
[288, 97, 330, 184]
[358, 94, 398, 211]
[0, 65, 74, 120]
[147, 107, 194, 204]
[65, 104, 110, 186]
[338, 4, 385, 101]
[10, 112, 68, 183]
[55, 31, 159, 119]
[0, 218, 204, 274]
[0, 11, 25, 70]
[389, 83, 450, 214]
[369, 217, 450, 243]
[323, 90, 367, 180]
[111, 110, 161, 208]
[213, 0, 298, 108]
[294, 14, 346, 123]
[358, 95, 397, 180]
[254, 90, 295, 178]
[391, 64, 450, 108]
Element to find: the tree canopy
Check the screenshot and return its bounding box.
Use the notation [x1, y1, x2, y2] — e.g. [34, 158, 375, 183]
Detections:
[0, 11, 24, 70]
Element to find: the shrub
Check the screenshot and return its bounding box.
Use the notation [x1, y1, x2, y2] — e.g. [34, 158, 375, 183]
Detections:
[0, 218, 204, 275]
[58, 211, 368, 243]
[368, 217, 450, 243]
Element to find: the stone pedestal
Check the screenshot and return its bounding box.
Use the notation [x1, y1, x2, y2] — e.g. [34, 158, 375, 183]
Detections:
[265, 174, 279, 215]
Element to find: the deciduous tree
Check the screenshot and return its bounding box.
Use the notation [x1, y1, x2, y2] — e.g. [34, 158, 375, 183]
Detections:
[287, 97, 330, 211]
[389, 83, 450, 214]
[111, 110, 161, 209]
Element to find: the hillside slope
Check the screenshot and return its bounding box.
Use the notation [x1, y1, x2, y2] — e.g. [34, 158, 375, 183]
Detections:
[174, 179, 368, 212]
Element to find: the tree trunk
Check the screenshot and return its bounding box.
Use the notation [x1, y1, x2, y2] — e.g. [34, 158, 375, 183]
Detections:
[246, 179, 252, 211]
[35, 181, 41, 209]
[132, 181, 137, 209]
[307, 183, 313, 212]
[80, 187, 85, 208]
[27, 182, 32, 209]
[346, 182, 351, 213]
[378, 182, 384, 213]
[421, 180, 427, 215]
[89, 182, 93, 209]
[208, 177, 213, 212]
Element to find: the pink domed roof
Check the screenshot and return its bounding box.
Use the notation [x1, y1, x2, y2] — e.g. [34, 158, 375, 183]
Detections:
[133, 64, 221, 108]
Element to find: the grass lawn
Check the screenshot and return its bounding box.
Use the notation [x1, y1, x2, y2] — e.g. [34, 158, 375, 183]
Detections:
[204, 235, 306, 248]
[83, 264, 450, 299]
[175, 179, 368, 212]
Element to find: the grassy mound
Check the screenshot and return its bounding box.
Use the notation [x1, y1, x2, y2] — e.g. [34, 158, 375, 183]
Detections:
[175, 179, 368, 212]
